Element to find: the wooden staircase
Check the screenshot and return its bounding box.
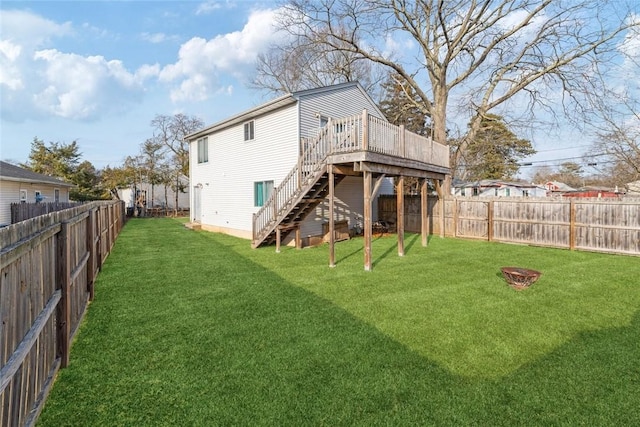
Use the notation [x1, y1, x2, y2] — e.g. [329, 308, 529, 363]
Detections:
[252, 124, 344, 248]
[251, 110, 450, 248]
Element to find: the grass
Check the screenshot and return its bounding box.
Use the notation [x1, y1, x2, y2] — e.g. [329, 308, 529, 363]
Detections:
[38, 218, 640, 426]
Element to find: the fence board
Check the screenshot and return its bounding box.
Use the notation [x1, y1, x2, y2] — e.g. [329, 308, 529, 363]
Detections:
[0, 201, 124, 427]
[379, 195, 640, 256]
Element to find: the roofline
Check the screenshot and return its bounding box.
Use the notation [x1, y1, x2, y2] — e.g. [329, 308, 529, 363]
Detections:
[185, 93, 296, 141]
[185, 81, 385, 141]
[0, 176, 75, 187]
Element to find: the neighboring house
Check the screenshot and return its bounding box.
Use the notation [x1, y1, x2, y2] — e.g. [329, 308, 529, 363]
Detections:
[118, 180, 189, 211]
[561, 186, 622, 198]
[186, 82, 450, 249]
[625, 180, 640, 195]
[0, 161, 74, 227]
[544, 181, 576, 196]
[454, 179, 547, 198]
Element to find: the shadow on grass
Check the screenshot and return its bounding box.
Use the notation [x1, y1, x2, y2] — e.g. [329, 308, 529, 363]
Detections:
[38, 219, 640, 426]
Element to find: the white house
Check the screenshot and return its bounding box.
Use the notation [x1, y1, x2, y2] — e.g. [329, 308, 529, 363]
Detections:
[117, 180, 189, 211]
[186, 82, 450, 251]
[453, 179, 547, 198]
[0, 161, 73, 227]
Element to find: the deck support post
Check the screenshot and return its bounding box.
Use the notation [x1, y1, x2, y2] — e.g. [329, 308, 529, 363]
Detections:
[397, 175, 405, 256]
[435, 179, 446, 238]
[295, 227, 302, 249]
[329, 166, 336, 267]
[363, 170, 373, 271]
[276, 227, 281, 253]
[421, 178, 428, 247]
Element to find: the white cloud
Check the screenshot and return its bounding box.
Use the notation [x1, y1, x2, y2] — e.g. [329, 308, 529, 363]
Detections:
[31, 49, 157, 119]
[0, 39, 24, 90]
[159, 8, 282, 102]
[0, 10, 158, 122]
[0, 10, 73, 48]
[141, 32, 179, 44]
[195, 1, 236, 15]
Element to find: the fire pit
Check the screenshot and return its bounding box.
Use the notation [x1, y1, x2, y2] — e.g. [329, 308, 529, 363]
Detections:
[501, 267, 541, 290]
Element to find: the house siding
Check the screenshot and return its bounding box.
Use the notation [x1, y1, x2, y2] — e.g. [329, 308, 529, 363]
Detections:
[190, 82, 392, 243]
[297, 85, 384, 139]
[294, 176, 389, 242]
[191, 103, 299, 236]
[119, 182, 190, 209]
[0, 180, 70, 226]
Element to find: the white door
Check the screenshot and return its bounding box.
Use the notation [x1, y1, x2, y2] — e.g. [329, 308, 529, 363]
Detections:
[193, 185, 202, 222]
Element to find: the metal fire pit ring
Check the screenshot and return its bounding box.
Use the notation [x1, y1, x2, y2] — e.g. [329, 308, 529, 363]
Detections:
[501, 267, 541, 290]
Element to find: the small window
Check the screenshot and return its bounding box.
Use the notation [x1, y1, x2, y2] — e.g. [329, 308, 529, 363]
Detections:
[505, 188, 511, 197]
[523, 190, 529, 197]
[460, 188, 466, 197]
[35, 190, 43, 203]
[244, 121, 255, 141]
[197, 137, 208, 164]
[20, 190, 27, 202]
[495, 188, 499, 196]
[54, 188, 60, 202]
[254, 180, 274, 207]
[473, 187, 479, 196]
[319, 115, 329, 128]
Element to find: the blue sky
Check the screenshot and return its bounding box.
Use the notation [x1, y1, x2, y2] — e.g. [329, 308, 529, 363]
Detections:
[1, 0, 282, 168]
[1, 1, 638, 178]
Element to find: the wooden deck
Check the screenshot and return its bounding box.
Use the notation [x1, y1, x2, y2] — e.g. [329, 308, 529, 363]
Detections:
[252, 110, 450, 269]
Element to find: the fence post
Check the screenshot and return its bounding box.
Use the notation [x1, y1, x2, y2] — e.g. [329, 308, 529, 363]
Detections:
[97, 206, 103, 270]
[488, 200, 494, 242]
[86, 208, 96, 301]
[569, 199, 576, 250]
[421, 178, 428, 247]
[56, 222, 71, 368]
[452, 197, 458, 238]
[399, 124, 405, 157]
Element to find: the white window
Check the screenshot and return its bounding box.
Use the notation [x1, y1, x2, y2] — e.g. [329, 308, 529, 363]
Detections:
[254, 180, 274, 207]
[197, 137, 208, 164]
[20, 190, 27, 202]
[54, 188, 60, 202]
[319, 115, 329, 129]
[35, 190, 43, 203]
[244, 121, 255, 141]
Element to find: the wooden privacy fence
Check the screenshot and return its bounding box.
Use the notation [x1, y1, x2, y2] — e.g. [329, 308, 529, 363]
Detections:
[378, 196, 640, 256]
[10, 202, 85, 224]
[0, 200, 125, 427]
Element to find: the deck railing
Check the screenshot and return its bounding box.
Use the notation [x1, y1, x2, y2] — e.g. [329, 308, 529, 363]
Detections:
[252, 110, 450, 246]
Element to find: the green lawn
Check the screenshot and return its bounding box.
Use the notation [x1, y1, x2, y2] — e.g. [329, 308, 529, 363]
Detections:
[38, 218, 640, 426]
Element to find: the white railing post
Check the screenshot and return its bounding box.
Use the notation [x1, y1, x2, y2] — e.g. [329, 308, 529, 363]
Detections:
[399, 124, 405, 158]
[362, 109, 368, 151]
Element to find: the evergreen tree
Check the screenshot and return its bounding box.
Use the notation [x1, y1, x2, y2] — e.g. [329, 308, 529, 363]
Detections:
[378, 73, 431, 194]
[378, 73, 429, 136]
[456, 114, 535, 181]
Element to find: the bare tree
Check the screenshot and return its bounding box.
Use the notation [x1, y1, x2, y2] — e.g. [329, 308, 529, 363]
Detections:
[151, 113, 204, 214]
[253, 26, 385, 97]
[278, 0, 638, 182]
[585, 90, 640, 188]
